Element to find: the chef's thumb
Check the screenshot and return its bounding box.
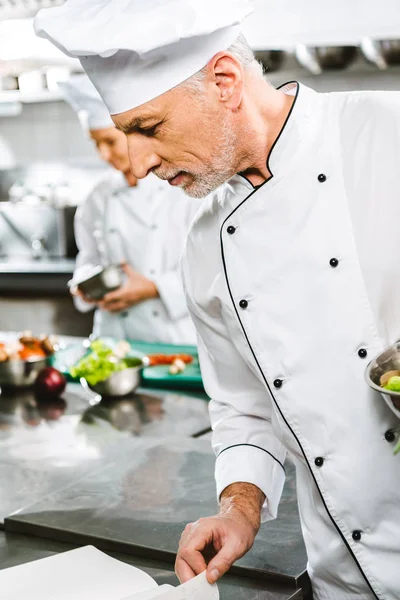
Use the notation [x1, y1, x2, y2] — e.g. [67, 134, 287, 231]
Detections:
[206, 546, 236, 584]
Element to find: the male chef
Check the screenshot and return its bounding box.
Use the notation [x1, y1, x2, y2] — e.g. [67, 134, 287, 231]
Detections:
[35, 1, 400, 598]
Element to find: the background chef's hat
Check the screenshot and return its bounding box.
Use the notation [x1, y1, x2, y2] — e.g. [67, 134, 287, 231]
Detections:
[34, 0, 253, 115]
[58, 74, 114, 131]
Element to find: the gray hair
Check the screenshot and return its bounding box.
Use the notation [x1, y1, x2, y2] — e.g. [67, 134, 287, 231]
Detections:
[183, 33, 264, 92]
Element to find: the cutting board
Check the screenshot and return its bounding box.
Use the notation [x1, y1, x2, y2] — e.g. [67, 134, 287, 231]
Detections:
[53, 338, 204, 391]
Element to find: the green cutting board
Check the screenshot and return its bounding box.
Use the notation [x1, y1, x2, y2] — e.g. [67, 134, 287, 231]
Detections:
[53, 338, 204, 391]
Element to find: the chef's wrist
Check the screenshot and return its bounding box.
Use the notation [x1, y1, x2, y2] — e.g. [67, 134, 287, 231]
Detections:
[219, 482, 265, 533]
[143, 279, 159, 300]
[130, 279, 159, 303]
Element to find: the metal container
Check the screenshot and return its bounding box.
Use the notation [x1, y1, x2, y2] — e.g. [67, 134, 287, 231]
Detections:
[295, 45, 358, 75]
[71, 264, 122, 300]
[0, 356, 49, 387]
[254, 50, 286, 73]
[89, 365, 143, 397]
[361, 39, 400, 70]
[365, 341, 400, 399]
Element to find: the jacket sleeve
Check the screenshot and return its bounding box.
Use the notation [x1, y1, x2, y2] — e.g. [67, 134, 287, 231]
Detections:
[72, 190, 103, 314]
[153, 269, 190, 322]
[188, 300, 287, 522]
[152, 198, 200, 322]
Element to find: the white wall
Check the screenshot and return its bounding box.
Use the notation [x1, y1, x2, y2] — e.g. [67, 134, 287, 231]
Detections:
[0, 99, 96, 165]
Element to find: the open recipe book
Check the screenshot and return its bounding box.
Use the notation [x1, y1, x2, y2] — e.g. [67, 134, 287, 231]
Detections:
[3, 546, 219, 600]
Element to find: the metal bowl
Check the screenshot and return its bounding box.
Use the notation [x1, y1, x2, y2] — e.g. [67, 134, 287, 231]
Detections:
[365, 341, 400, 398]
[361, 39, 400, 69]
[0, 356, 49, 387]
[70, 264, 122, 301]
[254, 50, 286, 73]
[295, 45, 358, 74]
[88, 364, 143, 397]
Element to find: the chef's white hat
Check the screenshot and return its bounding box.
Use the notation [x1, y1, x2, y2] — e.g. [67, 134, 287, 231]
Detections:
[34, 0, 253, 115]
[58, 74, 114, 131]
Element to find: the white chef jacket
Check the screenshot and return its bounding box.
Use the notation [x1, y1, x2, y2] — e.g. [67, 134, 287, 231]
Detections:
[181, 82, 400, 599]
[74, 171, 198, 343]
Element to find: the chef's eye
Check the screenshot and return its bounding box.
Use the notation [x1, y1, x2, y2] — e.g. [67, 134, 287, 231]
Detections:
[140, 125, 158, 138]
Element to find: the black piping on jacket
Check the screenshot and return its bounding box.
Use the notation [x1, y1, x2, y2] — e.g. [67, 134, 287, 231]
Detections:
[219, 81, 381, 600]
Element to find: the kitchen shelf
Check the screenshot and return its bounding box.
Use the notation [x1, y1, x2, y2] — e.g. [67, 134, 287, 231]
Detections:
[0, 89, 62, 104]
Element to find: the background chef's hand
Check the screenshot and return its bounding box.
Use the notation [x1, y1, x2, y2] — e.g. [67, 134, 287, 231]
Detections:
[99, 263, 159, 313]
[175, 483, 264, 585]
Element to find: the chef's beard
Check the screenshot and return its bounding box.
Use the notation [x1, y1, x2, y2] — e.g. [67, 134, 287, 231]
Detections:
[154, 117, 239, 199]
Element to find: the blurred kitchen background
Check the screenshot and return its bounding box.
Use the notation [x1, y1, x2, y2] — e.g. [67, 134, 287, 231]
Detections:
[0, 0, 399, 337]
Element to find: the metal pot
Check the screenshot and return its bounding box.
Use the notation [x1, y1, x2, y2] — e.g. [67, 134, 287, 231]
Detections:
[295, 45, 358, 75]
[254, 50, 286, 73]
[361, 39, 400, 69]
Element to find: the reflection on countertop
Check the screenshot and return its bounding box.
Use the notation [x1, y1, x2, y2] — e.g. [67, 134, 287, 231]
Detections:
[0, 382, 210, 523]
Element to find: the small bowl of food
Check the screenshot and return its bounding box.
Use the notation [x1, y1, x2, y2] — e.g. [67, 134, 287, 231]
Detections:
[0, 332, 58, 387]
[71, 339, 143, 397]
[68, 264, 122, 301]
[365, 341, 400, 402]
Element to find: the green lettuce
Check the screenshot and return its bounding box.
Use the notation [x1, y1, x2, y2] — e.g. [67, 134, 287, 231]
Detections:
[71, 340, 141, 386]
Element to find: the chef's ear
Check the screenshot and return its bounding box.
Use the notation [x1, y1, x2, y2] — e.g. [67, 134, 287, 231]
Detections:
[207, 52, 244, 110]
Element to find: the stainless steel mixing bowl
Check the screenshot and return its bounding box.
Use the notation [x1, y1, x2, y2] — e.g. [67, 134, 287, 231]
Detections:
[365, 341, 400, 399]
[0, 356, 49, 387]
[88, 364, 143, 397]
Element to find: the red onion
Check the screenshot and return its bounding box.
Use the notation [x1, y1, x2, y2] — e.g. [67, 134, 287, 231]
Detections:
[34, 367, 66, 400]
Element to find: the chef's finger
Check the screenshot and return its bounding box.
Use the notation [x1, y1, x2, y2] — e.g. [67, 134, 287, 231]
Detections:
[175, 547, 207, 582]
[174, 556, 198, 584]
[108, 303, 127, 313]
[206, 541, 242, 583]
[102, 289, 122, 303]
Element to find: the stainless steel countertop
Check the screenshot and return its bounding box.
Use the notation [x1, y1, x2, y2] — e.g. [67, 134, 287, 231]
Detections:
[0, 382, 210, 524]
[0, 532, 303, 600]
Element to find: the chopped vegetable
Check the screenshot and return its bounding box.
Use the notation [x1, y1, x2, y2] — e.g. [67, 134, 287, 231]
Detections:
[0, 332, 56, 362]
[70, 339, 142, 386]
[384, 376, 400, 393]
[380, 370, 400, 387]
[147, 353, 193, 367]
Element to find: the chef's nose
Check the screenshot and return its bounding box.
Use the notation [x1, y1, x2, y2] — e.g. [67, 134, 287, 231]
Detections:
[127, 137, 161, 179]
[98, 142, 111, 163]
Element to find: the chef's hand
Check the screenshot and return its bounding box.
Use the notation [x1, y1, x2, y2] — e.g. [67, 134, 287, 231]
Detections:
[175, 482, 264, 585]
[99, 263, 159, 313]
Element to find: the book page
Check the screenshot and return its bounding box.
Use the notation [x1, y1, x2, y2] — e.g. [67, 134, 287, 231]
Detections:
[3, 546, 158, 600]
[123, 572, 219, 600]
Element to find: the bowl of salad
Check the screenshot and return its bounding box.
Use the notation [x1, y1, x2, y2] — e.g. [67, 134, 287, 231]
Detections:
[70, 339, 143, 397]
[365, 341, 400, 399]
[0, 332, 57, 387]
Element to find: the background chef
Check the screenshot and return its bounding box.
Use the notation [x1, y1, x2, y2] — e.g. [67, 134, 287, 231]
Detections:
[36, 2, 400, 599]
[60, 75, 198, 343]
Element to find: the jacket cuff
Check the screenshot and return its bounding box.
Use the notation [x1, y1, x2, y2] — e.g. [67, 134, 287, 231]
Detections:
[72, 295, 95, 314]
[215, 444, 286, 522]
[153, 271, 188, 322]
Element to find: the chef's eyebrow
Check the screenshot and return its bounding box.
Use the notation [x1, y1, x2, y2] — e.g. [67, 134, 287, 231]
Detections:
[115, 116, 160, 135]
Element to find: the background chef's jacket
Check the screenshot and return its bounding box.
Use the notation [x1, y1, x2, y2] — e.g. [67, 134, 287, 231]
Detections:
[74, 171, 199, 344]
